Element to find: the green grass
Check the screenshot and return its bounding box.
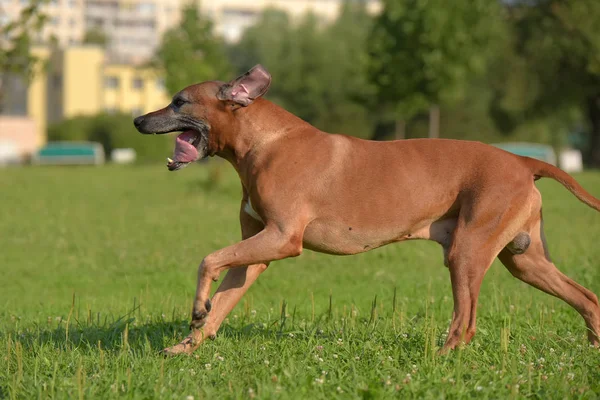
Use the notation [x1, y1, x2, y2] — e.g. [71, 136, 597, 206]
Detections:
[1, 163, 600, 399]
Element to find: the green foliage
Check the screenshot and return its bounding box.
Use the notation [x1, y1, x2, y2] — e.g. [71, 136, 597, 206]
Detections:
[48, 113, 173, 163]
[231, 4, 375, 137]
[369, 0, 506, 120]
[82, 28, 108, 47]
[492, 0, 600, 165]
[1, 165, 600, 397]
[0, 0, 48, 112]
[156, 4, 231, 96]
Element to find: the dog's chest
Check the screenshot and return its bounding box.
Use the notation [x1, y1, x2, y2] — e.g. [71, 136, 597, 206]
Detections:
[244, 199, 264, 223]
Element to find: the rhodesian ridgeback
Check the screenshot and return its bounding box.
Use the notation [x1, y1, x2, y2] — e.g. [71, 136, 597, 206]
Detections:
[134, 65, 600, 355]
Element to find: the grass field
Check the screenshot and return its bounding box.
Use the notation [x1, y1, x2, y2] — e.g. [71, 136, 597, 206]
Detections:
[1, 163, 600, 399]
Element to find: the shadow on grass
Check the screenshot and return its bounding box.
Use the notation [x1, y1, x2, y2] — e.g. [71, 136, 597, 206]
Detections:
[12, 304, 437, 356]
[15, 317, 181, 354]
[14, 315, 287, 355]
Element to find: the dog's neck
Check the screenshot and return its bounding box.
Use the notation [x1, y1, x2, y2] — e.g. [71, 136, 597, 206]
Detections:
[211, 98, 316, 179]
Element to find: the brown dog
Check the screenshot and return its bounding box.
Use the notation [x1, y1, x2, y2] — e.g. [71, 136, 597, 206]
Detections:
[134, 65, 600, 355]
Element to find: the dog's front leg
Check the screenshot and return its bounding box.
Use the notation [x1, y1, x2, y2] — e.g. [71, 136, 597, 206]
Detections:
[162, 263, 268, 356]
[190, 224, 303, 329]
[162, 207, 270, 356]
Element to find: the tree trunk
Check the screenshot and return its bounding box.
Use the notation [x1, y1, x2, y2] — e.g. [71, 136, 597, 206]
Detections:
[428, 104, 440, 139]
[394, 119, 405, 140]
[587, 94, 600, 168]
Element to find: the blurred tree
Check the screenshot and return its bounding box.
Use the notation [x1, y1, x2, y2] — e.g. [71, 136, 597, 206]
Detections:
[496, 0, 600, 166]
[156, 4, 231, 96]
[368, 0, 506, 138]
[83, 27, 108, 47]
[0, 0, 48, 113]
[231, 5, 375, 137]
[48, 113, 173, 163]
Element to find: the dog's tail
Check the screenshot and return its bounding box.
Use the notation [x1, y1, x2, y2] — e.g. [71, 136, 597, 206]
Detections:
[522, 156, 600, 212]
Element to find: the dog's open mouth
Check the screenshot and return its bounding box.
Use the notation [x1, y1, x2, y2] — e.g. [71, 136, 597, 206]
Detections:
[167, 130, 205, 171]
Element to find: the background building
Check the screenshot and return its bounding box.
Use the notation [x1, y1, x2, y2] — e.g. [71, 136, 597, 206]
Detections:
[1, 0, 379, 63]
[0, 0, 86, 47]
[4, 45, 169, 150]
[84, 0, 184, 64]
[205, 0, 381, 42]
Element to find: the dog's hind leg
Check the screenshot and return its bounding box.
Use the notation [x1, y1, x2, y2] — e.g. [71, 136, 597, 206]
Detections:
[162, 202, 269, 356]
[498, 211, 600, 346]
[440, 188, 534, 353]
[442, 233, 497, 353]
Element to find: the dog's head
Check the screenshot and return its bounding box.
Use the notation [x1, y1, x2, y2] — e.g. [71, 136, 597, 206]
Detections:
[133, 65, 271, 171]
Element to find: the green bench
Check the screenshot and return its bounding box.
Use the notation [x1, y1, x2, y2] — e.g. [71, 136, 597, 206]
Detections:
[32, 142, 105, 165]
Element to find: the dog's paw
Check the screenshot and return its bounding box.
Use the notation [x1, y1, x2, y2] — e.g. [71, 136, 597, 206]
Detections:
[160, 345, 190, 357]
[190, 299, 212, 329]
[160, 336, 195, 357]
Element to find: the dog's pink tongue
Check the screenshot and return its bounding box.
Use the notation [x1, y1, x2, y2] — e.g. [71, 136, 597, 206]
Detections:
[174, 131, 198, 162]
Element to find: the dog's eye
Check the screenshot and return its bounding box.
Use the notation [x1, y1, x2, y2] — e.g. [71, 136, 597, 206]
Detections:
[173, 99, 186, 108]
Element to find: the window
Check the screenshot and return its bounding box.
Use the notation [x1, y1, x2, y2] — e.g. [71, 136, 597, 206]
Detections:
[131, 107, 142, 117]
[104, 76, 119, 89]
[132, 78, 143, 90]
[69, 18, 76, 27]
[105, 107, 118, 114]
[137, 2, 155, 13]
[51, 16, 60, 26]
[156, 78, 165, 90]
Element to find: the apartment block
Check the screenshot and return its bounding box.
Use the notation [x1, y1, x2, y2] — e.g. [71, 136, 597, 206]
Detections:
[0, 0, 86, 47]
[203, 0, 381, 42]
[85, 0, 184, 64]
[1, 45, 170, 151]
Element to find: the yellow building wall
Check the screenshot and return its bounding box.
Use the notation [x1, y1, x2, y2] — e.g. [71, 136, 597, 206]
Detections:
[21, 46, 170, 151]
[62, 47, 105, 118]
[102, 65, 170, 116]
[27, 47, 51, 147]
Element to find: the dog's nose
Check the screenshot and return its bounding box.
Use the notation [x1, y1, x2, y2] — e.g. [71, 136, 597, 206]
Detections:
[133, 115, 144, 128]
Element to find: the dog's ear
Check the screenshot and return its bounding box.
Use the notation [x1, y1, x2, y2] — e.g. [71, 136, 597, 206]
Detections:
[217, 64, 271, 107]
